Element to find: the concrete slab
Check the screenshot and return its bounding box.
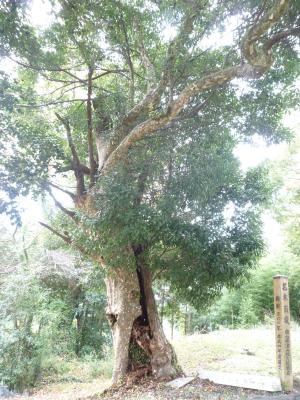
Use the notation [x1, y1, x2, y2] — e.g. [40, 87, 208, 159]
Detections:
[198, 369, 282, 392]
[166, 376, 195, 389]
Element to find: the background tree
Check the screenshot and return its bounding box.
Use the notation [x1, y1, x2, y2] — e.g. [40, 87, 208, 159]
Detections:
[273, 127, 300, 254]
[0, 0, 299, 383]
[0, 219, 110, 391]
[193, 128, 300, 331]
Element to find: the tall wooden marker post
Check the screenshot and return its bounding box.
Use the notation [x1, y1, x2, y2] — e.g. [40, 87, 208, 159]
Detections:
[273, 275, 293, 392]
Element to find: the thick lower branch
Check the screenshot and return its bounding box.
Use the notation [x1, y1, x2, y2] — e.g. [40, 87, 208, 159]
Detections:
[39, 221, 72, 244]
[103, 8, 199, 162]
[133, 250, 178, 378]
[101, 0, 295, 173]
[242, 0, 290, 66]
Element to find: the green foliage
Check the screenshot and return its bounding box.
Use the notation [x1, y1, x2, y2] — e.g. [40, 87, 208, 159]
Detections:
[239, 297, 260, 328]
[81, 354, 113, 380]
[189, 250, 300, 331]
[72, 273, 110, 358]
[289, 266, 300, 321]
[0, 329, 43, 390]
[272, 130, 300, 258]
[73, 132, 270, 308]
[128, 341, 150, 367]
[0, 221, 110, 391]
[0, 264, 110, 391]
[0, 269, 53, 391]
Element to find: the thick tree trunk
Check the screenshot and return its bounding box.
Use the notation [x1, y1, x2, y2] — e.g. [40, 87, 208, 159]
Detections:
[105, 268, 141, 383]
[104, 255, 179, 384]
[160, 287, 165, 324]
[139, 264, 177, 378]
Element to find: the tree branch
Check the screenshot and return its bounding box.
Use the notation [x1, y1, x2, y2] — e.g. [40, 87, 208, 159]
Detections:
[39, 221, 104, 265]
[87, 66, 97, 187]
[41, 81, 78, 96]
[120, 13, 135, 105]
[9, 57, 82, 84]
[242, 0, 290, 70]
[101, 65, 237, 170]
[92, 68, 129, 81]
[17, 98, 87, 108]
[105, 7, 199, 162]
[47, 189, 77, 220]
[39, 221, 72, 245]
[55, 113, 86, 196]
[47, 181, 76, 200]
[123, 7, 198, 127]
[101, 0, 294, 172]
[58, 163, 91, 175]
[11, 57, 85, 81]
[11, 56, 128, 86]
[135, 22, 156, 89]
[264, 26, 300, 50]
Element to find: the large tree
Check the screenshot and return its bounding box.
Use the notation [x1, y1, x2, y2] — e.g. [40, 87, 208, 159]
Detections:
[0, 0, 299, 383]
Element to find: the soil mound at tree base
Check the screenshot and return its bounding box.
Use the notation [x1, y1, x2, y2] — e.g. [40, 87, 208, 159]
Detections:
[89, 377, 300, 400]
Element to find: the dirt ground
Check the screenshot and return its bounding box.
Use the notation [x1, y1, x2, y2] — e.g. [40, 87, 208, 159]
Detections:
[92, 377, 300, 400]
[7, 326, 300, 400]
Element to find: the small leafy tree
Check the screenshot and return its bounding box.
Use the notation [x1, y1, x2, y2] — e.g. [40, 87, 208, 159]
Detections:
[0, 268, 53, 390]
[0, 223, 109, 390]
[198, 251, 300, 328]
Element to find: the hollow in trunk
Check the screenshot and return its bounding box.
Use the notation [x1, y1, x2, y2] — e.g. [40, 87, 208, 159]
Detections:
[105, 255, 180, 384]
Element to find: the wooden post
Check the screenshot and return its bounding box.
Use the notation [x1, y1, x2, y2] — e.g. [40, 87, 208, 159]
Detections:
[273, 275, 293, 392]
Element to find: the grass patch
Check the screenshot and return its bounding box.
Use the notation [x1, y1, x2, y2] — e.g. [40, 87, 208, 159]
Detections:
[173, 325, 300, 377]
[85, 356, 114, 380]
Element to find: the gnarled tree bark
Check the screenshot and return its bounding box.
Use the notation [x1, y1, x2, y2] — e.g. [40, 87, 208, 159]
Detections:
[105, 268, 141, 383]
[104, 250, 179, 384]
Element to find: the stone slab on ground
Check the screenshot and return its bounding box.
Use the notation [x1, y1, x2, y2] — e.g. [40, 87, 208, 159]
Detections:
[166, 376, 195, 389]
[252, 395, 300, 399]
[198, 369, 282, 392]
